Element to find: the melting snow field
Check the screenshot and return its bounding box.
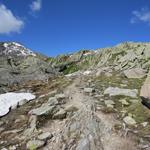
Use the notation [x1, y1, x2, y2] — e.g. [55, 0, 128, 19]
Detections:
[0, 92, 36, 117]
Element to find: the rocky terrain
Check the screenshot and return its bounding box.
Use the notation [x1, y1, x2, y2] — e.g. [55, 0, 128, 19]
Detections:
[0, 42, 150, 150]
[0, 42, 57, 94]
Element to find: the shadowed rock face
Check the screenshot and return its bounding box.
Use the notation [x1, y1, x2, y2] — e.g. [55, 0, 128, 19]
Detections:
[140, 96, 150, 109]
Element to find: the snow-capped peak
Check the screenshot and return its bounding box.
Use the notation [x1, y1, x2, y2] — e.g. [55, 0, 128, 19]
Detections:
[0, 42, 36, 57]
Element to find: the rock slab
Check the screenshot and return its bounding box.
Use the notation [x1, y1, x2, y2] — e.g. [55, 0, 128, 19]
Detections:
[104, 87, 138, 98]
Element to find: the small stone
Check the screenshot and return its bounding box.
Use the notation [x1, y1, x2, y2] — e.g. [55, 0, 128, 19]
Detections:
[119, 99, 130, 106]
[96, 106, 102, 111]
[55, 94, 66, 100]
[83, 70, 92, 75]
[0, 141, 6, 144]
[141, 122, 148, 127]
[123, 116, 136, 126]
[65, 105, 78, 112]
[120, 84, 127, 87]
[0, 121, 4, 126]
[47, 97, 58, 106]
[105, 100, 115, 105]
[29, 105, 56, 116]
[105, 72, 112, 77]
[94, 94, 102, 99]
[84, 88, 95, 93]
[15, 119, 21, 123]
[18, 99, 28, 106]
[38, 132, 53, 141]
[23, 115, 37, 137]
[1, 148, 8, 150]
[106, 104, 114, 108]
[53, 109, 67, 119]
[96, 69, 103, 77]
[128, 99, 139, 103]
[26, 140, 45, 149]
[0, 127, 5, 133]
[9, 145, 17, 150]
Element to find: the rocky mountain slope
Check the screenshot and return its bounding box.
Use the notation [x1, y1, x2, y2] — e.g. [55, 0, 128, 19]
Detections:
[0, 42, 150, 150]
[0, 42, 57, 94]
[49, 42, 150, 73]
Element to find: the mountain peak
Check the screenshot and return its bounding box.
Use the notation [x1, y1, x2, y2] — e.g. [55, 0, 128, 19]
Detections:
[0, 42, 36, 57]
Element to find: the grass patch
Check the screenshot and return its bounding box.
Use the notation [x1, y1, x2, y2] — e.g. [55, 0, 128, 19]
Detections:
[94, 72, 145, 91]
[63, 64, 79, 75]
[127, 102, 150, 123]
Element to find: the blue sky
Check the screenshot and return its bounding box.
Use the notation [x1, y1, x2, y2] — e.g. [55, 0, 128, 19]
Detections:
[0, 0, 150, 56]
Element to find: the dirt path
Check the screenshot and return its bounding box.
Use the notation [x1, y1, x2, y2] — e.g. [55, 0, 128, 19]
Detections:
[62, 78, 138, 150]
[43, 77, 139, 150]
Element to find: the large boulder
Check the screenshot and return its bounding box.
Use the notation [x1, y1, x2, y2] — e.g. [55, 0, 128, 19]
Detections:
[84, 88, 95, 93]
[124, 68, 146, 79]
[104, 87, 138, 98]
[123, 116, 136, 126]
[29, 104, 57, 116]
[140, 70, 150, 98]
[140, 70, 150, 108]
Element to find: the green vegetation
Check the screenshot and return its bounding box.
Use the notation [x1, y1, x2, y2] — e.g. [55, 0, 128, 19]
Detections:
[93, 72, 150, 135]
[127, 102, 150, 123]
[94, 72, 145, 91]
[29, 144, 36, 150]
[63, 64, 79, 74]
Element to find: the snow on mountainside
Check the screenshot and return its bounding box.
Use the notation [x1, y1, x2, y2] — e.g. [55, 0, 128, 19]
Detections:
[0, 92, 36, 117]
[0, 42, 36, 57]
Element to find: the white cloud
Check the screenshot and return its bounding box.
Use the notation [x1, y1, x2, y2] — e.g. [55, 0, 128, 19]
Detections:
[0, 4, 24, 34]
[30, 0, 42, 12]
[131, 7, 150, 24]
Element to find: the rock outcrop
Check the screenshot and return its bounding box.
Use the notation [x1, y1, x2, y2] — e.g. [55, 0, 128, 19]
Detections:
[104, 87, 138, 98]
[140, 69, 150, 108]
[0, 42, 57, 93]
[124, 68, 146, 79]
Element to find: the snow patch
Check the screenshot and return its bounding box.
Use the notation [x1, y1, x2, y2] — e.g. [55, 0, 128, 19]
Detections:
[12, 42, 23, 47]
[0, 92, 36, 117]
[2, 42, 36, 57]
